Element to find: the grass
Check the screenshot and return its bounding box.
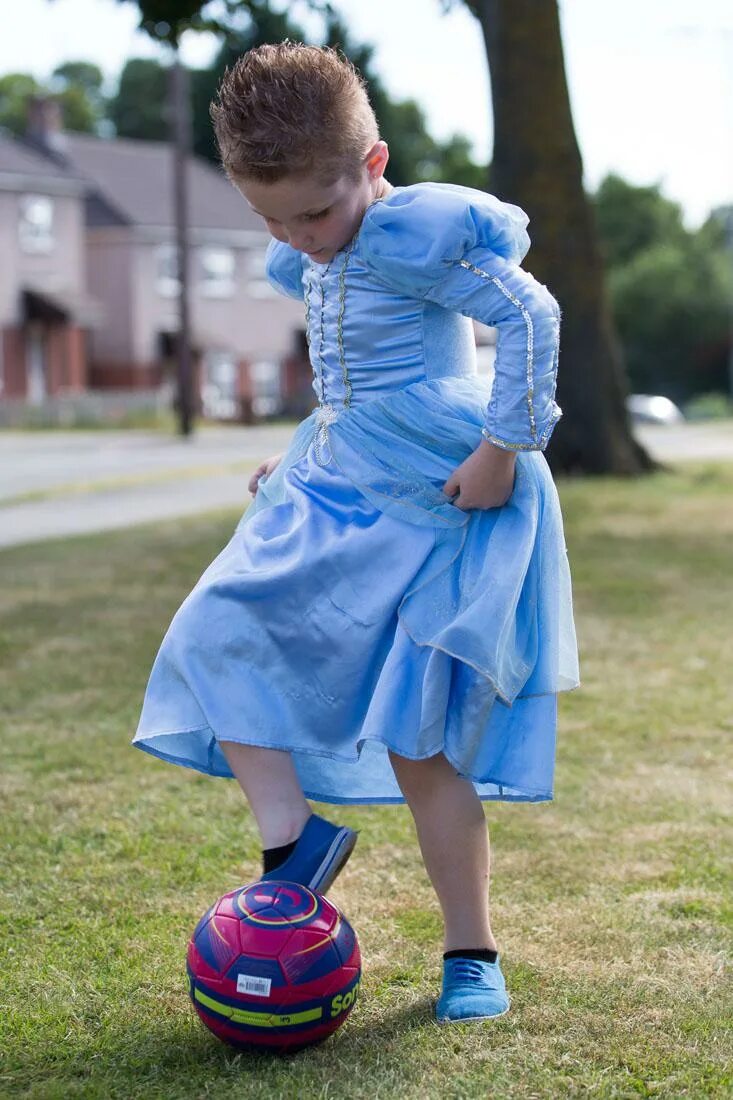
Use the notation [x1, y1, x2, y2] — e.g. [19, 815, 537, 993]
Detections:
[0, 460, 731, 1098]
[2, 409, 180, 432]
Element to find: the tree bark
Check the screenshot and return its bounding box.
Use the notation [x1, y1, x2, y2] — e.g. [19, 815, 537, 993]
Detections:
[468, 0, 653, 473]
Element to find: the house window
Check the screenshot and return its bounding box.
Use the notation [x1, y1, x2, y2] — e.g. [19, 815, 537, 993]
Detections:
[202, 350, 238, 420]
[250, 358, 282, 416]
[246, 248, 280, 299]
[18, 195, 54, 253]
[200, 247, 235, 298]
[155, 243, 180, 298]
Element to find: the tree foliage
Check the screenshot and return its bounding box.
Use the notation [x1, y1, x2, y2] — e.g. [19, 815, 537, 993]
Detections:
[50, 61, 106, 132]
[0, 67, 104, 134]
[0, 74, 42, 135]
[593, 173, 689, 268]
[108, 58, 169, 140]
[593, 175, 731, 401]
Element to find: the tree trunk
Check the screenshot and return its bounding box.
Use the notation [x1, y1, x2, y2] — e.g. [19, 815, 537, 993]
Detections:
[469, 0, 653, 474]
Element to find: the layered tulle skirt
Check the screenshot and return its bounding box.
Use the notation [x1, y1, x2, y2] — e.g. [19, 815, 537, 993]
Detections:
[132, 376, 580, 804]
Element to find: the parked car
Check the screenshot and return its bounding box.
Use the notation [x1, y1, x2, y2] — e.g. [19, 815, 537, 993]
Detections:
[626, 394, 685, 425]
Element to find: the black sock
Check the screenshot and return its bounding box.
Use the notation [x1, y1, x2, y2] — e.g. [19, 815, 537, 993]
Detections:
[262, 839, 297, 874]
[444, 947, 498, 964]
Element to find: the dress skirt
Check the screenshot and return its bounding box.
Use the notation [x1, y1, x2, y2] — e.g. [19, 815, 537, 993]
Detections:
[133, 377, 580, 805]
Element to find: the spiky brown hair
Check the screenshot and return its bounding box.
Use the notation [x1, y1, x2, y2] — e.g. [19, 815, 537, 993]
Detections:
[210, 41, 380, 186]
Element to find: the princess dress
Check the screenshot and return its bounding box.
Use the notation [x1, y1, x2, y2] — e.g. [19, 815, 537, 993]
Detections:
[132, 182, 580, 805]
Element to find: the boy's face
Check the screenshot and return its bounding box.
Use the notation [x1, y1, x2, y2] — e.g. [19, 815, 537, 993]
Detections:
[237, 148, 387, 264]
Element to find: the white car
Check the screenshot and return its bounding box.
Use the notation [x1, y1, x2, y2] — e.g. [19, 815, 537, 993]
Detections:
[626, 394, 685, 425]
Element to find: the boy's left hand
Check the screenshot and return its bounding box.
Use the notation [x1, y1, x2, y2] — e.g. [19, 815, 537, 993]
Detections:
[443, 439, 517, 510]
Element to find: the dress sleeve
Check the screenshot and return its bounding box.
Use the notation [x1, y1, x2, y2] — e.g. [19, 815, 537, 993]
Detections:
[360, 183, 562, 452]
[264, 238, 305, 300]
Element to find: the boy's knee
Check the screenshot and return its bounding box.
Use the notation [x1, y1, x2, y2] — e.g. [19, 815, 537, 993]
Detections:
[388, 748, 456, 792]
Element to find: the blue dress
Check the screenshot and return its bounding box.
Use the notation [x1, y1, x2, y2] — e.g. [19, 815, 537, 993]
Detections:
[132, 182, 580, 805]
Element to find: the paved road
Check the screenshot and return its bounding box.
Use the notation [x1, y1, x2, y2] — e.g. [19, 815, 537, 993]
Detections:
[0, 423, 297, 500]
[638, 420, 733, 462]
[0, 419, 730, 550]
[0, 423, 296, 549]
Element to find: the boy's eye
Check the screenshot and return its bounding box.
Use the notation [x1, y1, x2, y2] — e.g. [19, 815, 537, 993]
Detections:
[303, 208, 330, 222]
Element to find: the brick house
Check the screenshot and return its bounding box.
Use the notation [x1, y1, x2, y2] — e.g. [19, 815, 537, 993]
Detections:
[1, 102, 311, 421]
[0, 132, 103, 404]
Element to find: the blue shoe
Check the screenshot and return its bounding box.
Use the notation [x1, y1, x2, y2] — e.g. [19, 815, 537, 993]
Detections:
[435, 955, 511, 1024]
[259, 812, 359, 894]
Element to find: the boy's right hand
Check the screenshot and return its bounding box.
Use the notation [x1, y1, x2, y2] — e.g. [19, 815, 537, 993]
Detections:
[249, 453, 284, 497]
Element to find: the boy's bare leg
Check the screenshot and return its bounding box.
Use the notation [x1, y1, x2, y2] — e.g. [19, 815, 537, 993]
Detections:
[219, 741, 312, 849]
[388, 748, 498, 953]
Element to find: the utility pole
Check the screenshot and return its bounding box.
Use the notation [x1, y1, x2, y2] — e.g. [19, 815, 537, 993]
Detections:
[169, 52, 194, 436]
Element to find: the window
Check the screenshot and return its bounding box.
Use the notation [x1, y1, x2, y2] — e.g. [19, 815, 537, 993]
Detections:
[250, 358, 282, 416]
[245, 248, 280, 299]
[200, 247, 235, 298]
[202, 350, 238, 420]
[155, 243, 179, 298]
[18, 195, 54, 253]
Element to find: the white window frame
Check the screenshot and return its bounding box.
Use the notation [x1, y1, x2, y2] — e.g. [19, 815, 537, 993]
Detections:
[199, 247, 236, 299]
[155, 243, 180, 298]
[18, 194, 55, 254]
[245, 247, 280, 299]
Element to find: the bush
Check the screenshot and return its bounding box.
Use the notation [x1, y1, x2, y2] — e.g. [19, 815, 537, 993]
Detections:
[683, 391, 733, 421]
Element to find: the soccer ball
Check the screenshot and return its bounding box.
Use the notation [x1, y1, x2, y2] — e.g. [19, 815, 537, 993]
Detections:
[187, 879, 361, 1053]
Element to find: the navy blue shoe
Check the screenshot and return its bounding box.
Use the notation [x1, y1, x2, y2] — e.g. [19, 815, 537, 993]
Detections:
[435, 955, 511, 1024]
[259, 812, 359, 894]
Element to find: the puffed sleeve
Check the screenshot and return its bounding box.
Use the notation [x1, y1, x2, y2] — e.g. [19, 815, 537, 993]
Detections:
[264, 238, 305, 300]
[360, 182, 562, 452]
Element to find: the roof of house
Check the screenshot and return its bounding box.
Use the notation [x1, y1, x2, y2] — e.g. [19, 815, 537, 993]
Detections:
[60, 133, 260, 232]
[0, 131, 86, 194]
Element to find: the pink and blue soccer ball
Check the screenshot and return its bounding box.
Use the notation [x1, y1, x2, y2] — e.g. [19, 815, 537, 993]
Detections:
[187, 879, 361, 1053]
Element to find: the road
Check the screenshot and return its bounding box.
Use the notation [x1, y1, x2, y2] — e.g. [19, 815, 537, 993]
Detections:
[0, 419, 730, 550]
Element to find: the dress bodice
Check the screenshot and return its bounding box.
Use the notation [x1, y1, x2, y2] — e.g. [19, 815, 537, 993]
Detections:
[265, 181, 563, 464]
[301, 246, 480, 407]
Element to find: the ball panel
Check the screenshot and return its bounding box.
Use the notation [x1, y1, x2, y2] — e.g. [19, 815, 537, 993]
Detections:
[223, 953, 287, 994]
[192, 912, 240, 973]
[191, 903, 215, 941]
[279, 928, 342, 986]
[331, 911, 361, 967]
[325, 969, 361, 1024]
[214, 891, 241, 919]
[234, 881, 331, 930]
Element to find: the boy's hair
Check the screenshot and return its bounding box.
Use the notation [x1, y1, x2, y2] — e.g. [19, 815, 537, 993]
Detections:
[210, 41, 379, 186]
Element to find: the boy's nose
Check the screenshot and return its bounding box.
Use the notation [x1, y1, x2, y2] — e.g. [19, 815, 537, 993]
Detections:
[287, 232, 314, 252]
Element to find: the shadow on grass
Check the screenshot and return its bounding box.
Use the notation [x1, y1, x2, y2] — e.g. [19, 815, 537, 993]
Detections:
[12, 998, 441, 1095]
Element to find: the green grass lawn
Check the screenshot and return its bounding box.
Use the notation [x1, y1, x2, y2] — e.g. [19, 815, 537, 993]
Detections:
[1, 462, 731, 1098]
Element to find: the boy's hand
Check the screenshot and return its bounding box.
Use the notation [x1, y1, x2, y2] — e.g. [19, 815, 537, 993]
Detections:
[443, 439, 517, 510]
[249, 453, 284, 497]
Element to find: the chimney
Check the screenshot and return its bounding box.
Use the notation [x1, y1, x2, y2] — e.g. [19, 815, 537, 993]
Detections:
[25, 96, 68, 160]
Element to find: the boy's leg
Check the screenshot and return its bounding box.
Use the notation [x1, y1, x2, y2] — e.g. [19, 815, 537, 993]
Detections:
[219, 741, 312, 849]
[387, 748, 498, 953]
[219, 740, 358, 894]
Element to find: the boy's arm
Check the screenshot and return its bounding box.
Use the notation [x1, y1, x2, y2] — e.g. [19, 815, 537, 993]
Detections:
[425, 252, 562, 453]
[359, 183, 562, 453]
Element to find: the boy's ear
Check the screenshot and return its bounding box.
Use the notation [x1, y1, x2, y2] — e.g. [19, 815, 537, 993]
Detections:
[365, 140, 389, 179]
